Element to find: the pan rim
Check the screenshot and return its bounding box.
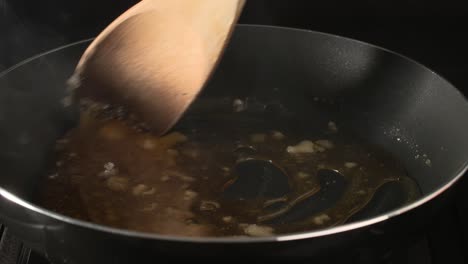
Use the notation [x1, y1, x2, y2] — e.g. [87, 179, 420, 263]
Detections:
[0, 24, 467, 243]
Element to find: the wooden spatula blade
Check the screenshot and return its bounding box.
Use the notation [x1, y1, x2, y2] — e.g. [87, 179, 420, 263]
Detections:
[72, 0, 245, 135]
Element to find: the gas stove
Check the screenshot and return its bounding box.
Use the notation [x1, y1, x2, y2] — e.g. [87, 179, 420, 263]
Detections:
[1, 0, 467, 263]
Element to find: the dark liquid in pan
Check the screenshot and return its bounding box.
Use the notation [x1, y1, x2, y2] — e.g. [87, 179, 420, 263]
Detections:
[39, 101, 420, 237]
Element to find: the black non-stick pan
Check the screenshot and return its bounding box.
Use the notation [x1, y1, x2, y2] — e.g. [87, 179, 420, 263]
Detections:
[0, 25, 467, 263]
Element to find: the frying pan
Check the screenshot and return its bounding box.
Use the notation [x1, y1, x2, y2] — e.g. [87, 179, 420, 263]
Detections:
[0, 25, 467, 263]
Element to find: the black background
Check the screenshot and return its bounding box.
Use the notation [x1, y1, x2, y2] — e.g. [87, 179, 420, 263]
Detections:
[1, 0, 467, 94]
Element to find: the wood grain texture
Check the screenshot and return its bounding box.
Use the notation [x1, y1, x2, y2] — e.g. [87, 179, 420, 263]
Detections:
[74, 0, 245, 135]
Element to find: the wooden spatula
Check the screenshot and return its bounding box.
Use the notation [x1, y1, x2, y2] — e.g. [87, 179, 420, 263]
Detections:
[71, 0, 245, 135]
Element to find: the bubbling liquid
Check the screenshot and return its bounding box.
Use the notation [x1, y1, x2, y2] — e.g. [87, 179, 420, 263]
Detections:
[39, 100, 419, 237]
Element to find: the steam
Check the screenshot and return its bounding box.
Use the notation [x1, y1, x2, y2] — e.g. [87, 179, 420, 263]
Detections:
[0, 1, 66, 70]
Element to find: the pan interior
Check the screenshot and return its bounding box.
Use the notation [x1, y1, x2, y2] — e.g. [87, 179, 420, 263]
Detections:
[37, 97, 420, 236]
